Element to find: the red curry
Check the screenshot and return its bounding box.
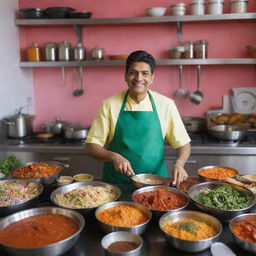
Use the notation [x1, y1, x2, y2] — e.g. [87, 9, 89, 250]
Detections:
[0, 214, 79, 248]
[133, 188, 187, 211]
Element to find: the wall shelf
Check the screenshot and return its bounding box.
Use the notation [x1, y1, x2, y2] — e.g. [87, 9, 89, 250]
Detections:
[19, 59, 256, 67]
[15, 13, 256, 26]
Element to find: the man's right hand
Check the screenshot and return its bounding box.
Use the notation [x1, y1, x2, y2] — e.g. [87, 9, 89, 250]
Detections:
[112, 153, 135, 176]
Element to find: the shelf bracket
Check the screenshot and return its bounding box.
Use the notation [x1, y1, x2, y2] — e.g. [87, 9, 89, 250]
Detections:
[176, 22, 183, 43]
[74, 24, 83, 43]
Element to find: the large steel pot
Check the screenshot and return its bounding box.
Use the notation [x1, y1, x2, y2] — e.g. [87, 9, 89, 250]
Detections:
[64, 126, 89, 140]
[0, 207, 85, 256]
[182, 116, 206, 132]
[208, 125, 246, 141]
[5, 110, 35, 138]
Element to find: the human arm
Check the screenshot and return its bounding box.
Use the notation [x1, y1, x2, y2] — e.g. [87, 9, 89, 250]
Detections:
[85, 143, 135, 176]
[171, 142, 191, 185]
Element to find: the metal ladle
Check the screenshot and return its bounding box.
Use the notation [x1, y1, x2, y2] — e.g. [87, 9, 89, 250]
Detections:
[173, 65, 188, 99]
[190, 65, 203, 104]
[73, 66, 84, 97]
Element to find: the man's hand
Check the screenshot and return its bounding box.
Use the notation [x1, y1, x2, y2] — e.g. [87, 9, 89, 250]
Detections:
[113, 153, 135, 176]
[172, 162, 188, 185]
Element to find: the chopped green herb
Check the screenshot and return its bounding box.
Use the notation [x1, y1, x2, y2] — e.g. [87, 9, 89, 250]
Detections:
[178, 221, 199, 234]
[0, 155, 22, 175]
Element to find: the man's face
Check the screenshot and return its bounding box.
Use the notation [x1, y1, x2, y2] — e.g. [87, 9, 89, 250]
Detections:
[125, 62, 154, 95]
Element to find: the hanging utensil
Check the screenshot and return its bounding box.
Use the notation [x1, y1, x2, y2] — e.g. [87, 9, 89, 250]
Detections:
[190, 65, 204, 104]
[173, 65, 188, 99]
[61, 66, 65, 86]
[73, 66, 84, 97]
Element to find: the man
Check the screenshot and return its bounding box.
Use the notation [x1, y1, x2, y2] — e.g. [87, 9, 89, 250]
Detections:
[85, 50, 191, 185]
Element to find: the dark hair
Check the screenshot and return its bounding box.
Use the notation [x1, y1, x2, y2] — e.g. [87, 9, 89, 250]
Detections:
[125, 50, 156, 74]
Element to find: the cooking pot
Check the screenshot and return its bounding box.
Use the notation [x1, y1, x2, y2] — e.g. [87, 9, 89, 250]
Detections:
[64, 126, 89, 140]
[5, 110, 35, 138]
[207, 125, 246, 141]
[43, 117, 69, 135]
[182, 116, 206, 132]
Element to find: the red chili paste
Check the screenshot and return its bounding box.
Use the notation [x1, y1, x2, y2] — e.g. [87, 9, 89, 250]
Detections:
[0, 214, 79, 248]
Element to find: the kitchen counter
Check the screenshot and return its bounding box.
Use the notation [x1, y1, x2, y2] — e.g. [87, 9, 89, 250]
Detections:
[0, 183, 254, 256]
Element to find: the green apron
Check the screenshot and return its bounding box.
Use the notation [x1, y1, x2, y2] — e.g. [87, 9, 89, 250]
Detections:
[103, 90, 167, 184]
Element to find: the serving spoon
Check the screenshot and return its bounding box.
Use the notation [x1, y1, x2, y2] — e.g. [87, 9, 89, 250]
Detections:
[173, 65, 188, 99]
[190, 65, 203, 104]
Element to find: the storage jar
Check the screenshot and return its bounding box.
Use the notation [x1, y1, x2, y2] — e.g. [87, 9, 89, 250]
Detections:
[73, 42, 86, 61]
[182, 41, 194, 59]
[208, 0, 224, 14]
[170, 3, 186, 16]
[190, 0, 205, 15]
[194, 40, 208, 59]
[168, 46, 185, 59]
[27, 42, 41, 62]
[58, 41, 71, 61]
[45, 42, 57, 61]
[230, 0, 248, 13]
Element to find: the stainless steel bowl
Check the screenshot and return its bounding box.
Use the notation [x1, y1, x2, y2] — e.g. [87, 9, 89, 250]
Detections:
[0, 179, 43, 218]
[159, 210, 222, 253]
[131, 174, 168, 188]
[132, 186, 189, 218]
[188, 181, 256, 221]
[11, 161, 69, 185]
[207, 125, 246, 141]
[229, 213, 256, 254]
[95, 201, 151, 235]
[51, 181, 121, 215]
[101, 231, 143, 256]
[0, 207, 85, 256]
[197, 165, 239, 182]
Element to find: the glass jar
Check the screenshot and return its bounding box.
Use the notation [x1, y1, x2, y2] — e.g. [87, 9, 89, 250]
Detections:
[194, 40, 208, 59]
[27, 42, 41, 62]
[170, 3, 186, 16]
[208, 0, 224, 15]
[230, 0, 248, 13]
[169, 46, 185, 59]
[182, 41, 194, 59]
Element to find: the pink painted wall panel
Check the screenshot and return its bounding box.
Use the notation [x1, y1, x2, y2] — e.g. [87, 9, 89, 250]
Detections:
[19, 0, 256, 131]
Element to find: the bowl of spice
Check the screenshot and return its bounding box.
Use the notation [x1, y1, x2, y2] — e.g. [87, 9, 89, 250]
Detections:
[197, 165, 238, 182]
[101, 231, 143, 256]
[159, 210, 222, 253]
[176, 176, 201, 193]
[132, 186, 189, 218]
[95, 201, 151, 235]
[131, 173, 168, 188]
[188, 181, 256, 221]
[229, 213, 256, 254]
[73, 173, 94, 182]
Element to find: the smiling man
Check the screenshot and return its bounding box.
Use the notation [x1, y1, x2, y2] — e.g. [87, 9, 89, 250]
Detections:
[85, 50, 191, 185]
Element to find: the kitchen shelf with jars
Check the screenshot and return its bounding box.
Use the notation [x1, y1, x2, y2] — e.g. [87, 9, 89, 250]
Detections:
[16, 12, 256, 67]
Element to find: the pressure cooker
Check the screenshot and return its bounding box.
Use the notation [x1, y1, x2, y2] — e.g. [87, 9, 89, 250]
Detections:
[5, 109, 35, 138]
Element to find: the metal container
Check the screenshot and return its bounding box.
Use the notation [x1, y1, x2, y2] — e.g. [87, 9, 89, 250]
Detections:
[95, 201, 151, 235]
[5, 110, 35, 138]
[11, 161, 69, 185]
[187, 181, 256, 221]
[229, 213, 256, 254]
[208, 125, 246, 141]
[91, 46, 104, 60]
[0, 179, 43, 218]
[51, 181, 121, 215]
[0, 207, 84, 256]
[101, 231, 143, 256]
[19, 8, 46, 19]
[230, 0, 248, 13]
[132, 186, 189, 218]
[45, 42, 58, 61]
[51, 117, 69, 135]
[182, 116, 206, 132]
[73, 42, 85, 61]
[208, 0, 224, 14]
[58, 41, 71, 61]
[131, 174, 168, 189]
[159, 210, 222, 253]
[194, 40, 208, 59]
[64, 126, 89, 140]
[170, 3, 186, 16]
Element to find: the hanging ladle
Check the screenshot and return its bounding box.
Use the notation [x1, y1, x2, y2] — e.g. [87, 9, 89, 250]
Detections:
[173, 65, 188, 99]
[73, 66, 84, 97]
[190, 65, 203, 104]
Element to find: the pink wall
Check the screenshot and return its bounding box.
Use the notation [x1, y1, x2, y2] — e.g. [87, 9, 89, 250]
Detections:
[19, 0, 256, 131]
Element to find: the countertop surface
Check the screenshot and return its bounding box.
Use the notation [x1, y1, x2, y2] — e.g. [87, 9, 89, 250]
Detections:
[0, 183, 255, 256]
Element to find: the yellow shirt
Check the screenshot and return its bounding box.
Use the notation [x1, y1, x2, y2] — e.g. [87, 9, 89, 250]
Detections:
[86, 90, 191, 149]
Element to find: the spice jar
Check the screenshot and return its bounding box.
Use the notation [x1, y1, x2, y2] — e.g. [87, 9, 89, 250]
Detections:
[170, 3, 186, 16]
[27, 42, 41, 62]
[190, 0, 205, 15]
[208, 0, 224, 14]
[182, 41, 194, 59]
[168, 46, 185, 59]
[230, 0, 248, 13]
[194, 40, 208, 59]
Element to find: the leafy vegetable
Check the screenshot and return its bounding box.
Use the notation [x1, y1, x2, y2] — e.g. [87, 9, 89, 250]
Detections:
[0, 155, 22, 175]
[195, 185, 253, 210]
